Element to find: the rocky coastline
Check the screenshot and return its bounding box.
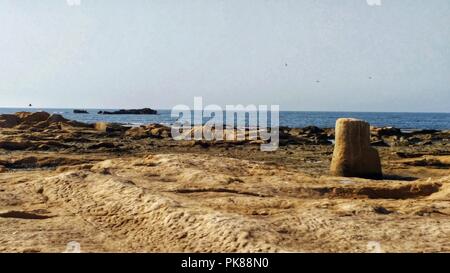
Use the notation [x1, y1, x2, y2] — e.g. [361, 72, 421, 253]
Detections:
[0, 111, 448, 253]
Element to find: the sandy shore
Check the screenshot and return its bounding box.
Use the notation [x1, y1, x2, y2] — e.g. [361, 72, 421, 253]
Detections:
[0, 112, 449, 253]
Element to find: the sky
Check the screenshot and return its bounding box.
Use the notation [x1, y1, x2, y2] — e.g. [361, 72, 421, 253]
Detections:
[0, 0, 449, 112]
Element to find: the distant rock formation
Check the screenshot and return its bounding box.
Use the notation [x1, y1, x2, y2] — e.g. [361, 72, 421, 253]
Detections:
[330, 118, 382, 179]
[74, 109, 89, 114]
[98, 108, 157, 115]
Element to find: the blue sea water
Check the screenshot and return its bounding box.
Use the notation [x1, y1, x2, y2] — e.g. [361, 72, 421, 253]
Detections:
[0, 108, 449, 130]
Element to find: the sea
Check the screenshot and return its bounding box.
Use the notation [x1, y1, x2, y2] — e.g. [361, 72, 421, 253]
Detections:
[0, 108, 449, 130]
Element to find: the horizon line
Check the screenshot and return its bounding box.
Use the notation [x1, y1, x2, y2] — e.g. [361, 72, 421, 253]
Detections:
[0, 106, 449, 114]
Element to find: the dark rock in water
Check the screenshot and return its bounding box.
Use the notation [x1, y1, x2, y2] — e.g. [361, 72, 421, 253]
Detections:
[98, 108, 157, 115]
[74, 110, 89, 114]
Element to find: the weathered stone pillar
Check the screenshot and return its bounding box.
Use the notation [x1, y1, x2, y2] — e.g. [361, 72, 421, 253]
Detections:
[330, 118, 382, 179]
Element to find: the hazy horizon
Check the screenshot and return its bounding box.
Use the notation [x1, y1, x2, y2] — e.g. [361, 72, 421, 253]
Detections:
[0, 106, 450, 114]
[1, 0, 449, 112]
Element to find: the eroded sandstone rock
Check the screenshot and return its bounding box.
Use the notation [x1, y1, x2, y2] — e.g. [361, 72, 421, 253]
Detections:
[47, 114, 69, 124]
[18, 112, 51, 125]
[94, 122, 126, 133]
[125, 126, 150, 139]
[0, 114, 20, 128]
[94, 122, 108, 132]
[371, 126, 402, 137]
[0, 141, 33, 151]
[330, 118, 382, 179]
[148, 124, 171, 138]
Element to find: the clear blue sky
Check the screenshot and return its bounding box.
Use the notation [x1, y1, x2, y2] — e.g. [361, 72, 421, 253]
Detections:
[1, 0, 449, 112]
